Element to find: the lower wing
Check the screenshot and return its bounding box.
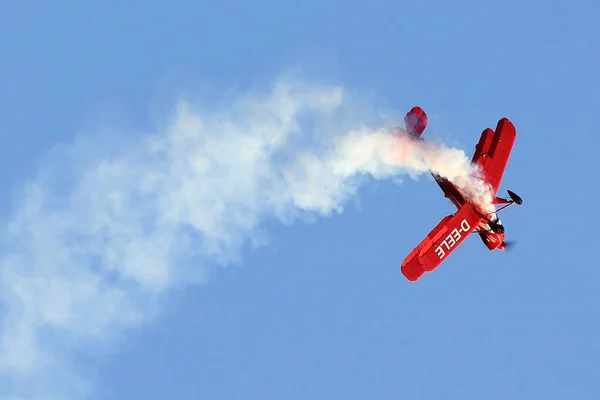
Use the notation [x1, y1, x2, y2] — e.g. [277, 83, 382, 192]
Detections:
[401, 203, 482, 281]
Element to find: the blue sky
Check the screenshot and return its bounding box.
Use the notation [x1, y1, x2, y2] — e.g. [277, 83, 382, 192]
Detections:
[1, 0, 599, 399]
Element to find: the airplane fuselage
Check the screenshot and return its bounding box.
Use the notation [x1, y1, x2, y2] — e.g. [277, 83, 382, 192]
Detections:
[398, 107, 520, 281]
[395, 106, 510, 253]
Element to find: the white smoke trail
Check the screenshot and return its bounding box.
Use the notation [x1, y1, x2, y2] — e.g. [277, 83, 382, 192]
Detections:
[409, 137, 495, 211]
[0, 75, 491, 399]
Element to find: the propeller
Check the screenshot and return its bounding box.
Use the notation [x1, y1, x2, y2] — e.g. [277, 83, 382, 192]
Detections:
[501, 240, 518, 251]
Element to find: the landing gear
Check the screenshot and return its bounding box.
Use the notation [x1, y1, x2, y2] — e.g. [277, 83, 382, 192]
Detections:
[507, 190, 523, 205]
[478, 190, 521, 251]
[494, 190, 523, 213]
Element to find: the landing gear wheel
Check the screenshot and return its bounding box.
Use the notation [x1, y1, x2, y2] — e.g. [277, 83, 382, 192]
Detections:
[507, 190, 523, 205]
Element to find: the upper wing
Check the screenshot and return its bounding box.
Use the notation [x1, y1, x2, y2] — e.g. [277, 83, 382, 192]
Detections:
[471, 118, 517, 195]
[401, 203, 482, 281]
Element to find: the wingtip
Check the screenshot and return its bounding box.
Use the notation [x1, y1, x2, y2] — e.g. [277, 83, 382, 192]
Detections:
[401, 260, 425, 282]
[496, 117, 517, 135]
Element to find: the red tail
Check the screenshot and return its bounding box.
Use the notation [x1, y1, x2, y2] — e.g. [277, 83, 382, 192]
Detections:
[404, 106, 428, 137]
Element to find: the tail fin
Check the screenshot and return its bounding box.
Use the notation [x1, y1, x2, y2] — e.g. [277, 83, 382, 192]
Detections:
[404, 106, 428, 137]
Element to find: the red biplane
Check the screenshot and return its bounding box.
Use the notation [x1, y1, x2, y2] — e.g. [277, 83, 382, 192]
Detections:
[396, 106, 522, 282]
